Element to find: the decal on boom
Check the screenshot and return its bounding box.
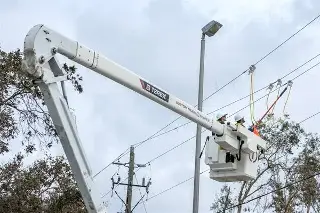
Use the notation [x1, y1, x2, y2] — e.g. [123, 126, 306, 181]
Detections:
[140, 79, 169, 102]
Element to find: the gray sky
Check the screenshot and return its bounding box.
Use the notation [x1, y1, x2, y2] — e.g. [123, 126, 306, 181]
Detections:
[1, 0, 320, 212]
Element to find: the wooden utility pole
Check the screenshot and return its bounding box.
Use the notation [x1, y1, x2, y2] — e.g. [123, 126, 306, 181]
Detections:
[111, 145, 151, 213]
[125, 146, 135, 213]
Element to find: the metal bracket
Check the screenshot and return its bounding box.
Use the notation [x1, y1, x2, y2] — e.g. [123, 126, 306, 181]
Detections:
[267, 83, 274, 90]
[248, 65, 256, 74]
[276, 79, 282, 86]
[34, 75, 68, 84]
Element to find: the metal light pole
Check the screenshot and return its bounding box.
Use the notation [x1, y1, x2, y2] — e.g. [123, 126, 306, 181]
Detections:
[192, 20, 222, 213]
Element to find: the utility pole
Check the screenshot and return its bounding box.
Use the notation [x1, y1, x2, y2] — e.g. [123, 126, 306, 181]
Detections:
[111, 146, 151, 213]
[126, 146, 135, 213]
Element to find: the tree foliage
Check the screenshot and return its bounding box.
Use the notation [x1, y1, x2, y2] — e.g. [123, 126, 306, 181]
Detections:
[210, 185, 233, 213]
[210, 117, 320, 213]
[0, 47, 87, 212]
[0, 48, 83, 154]
[0, 154, 86, 213]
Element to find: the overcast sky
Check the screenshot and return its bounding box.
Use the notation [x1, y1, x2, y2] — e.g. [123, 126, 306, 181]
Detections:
[1, 0, 320, 212]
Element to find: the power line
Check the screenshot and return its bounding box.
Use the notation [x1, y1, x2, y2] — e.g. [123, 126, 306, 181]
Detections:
[254, 13, 320, 65]
[203, 70, 247, 102]
[109, 54, 320, 171]
[101, 163, 149, 199]
[103, 162, 153, 199]
[135, 52, 320, 142]
[93, 147, 130, 178]
[227, 60, 320, 117]
[93, 13, 320, 178]
[102, 62, 316, 199]
[136, 60, 320, 165]
[147, 169, 209, 201]
[214, 53, 320, 114]
[93, 118, 184, 178]
[134, 174, 148, 213]
[203, 12, 320, 101]
[299, 111, 320, 124]
[146, 131, 203, 164]
[104, 108, 320, 206]
[133, 117, 182, 148]
[104, 69, 320, 206]
[102, 176, 130, 198]
[143, 110, 320, 201]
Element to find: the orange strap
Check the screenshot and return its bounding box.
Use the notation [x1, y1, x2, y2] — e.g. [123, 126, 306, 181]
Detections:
[253, 126, 260, 136]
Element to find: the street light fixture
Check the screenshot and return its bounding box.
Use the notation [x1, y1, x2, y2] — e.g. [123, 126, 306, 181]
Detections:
[201, 20, 223, 37]
[192, 19, 222, 213]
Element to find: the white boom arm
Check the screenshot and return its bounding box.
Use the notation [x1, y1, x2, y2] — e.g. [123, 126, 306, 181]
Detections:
[23, 24, 224, 135]
[21, 24, 223, 213]
[21, 24, 266, 213]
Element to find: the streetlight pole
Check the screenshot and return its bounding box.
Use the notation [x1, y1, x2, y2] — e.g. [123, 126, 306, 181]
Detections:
[192, 20, 222, 213]
[192, 32, 206, 213]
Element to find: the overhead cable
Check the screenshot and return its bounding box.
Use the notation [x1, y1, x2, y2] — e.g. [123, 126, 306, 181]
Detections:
[127, 54, 320, 147]
[134, 174, 148, 213]
[93, 13, 320, 178]
[95, 57, 320, 178]
[204, 12, 320, 101]
[141, 106, 320, 201]
[102, 111, 320, 205]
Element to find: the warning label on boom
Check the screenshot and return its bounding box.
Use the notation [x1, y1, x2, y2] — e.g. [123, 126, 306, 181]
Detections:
[140, 79, 169, 102]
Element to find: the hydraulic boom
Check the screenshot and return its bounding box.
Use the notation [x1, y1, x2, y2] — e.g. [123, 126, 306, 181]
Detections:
[21, 24, 267, 213]
[23, 24, 224, 135]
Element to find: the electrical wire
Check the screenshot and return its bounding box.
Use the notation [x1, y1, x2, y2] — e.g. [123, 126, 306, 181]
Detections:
[228, 84, 287, 118]
[133, 116, 183, 148]
[266, 84, 273, 110]
[93, 147, 130, 178]
[254, 13, 320, 66]
[227, 61, 320, 117]
[100, 63, 320, 200]
[102, 176, 130, 198]
[102, 110, 320, 200]
[92, 14, 320, 178]
[162, 53, 320, 135]
[102, 164, 149, 199]
[299, 111, 320, 124]
[147, 169, 210, 200]
[205, 12, 320, 101]
[270, 80, 282, 115]
[146, 130, 205, 164]
[249, 70, 257, 123]
[145, 111, 320, 202]
[98, 59, 320, 183]
[126, 53, 320, 144]
[104, 73, 320, 207]
[282, 82, 293, 116]
[134, 174, 148, 213]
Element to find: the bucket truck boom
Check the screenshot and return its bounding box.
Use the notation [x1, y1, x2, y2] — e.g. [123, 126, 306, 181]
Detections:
[21, 24, 267, 213]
